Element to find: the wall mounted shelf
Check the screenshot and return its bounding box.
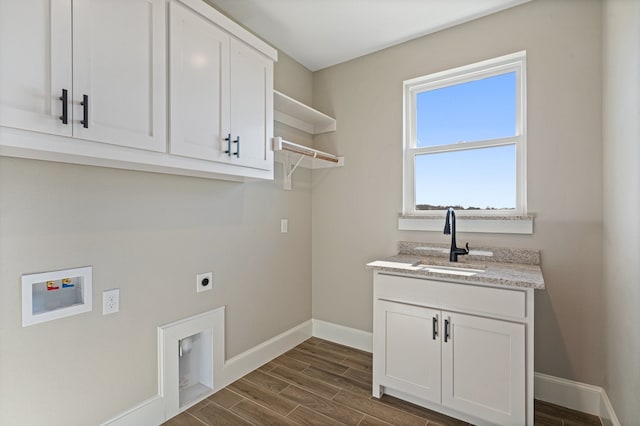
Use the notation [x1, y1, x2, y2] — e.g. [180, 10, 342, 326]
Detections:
[273, 91, 341, 190]
[274, 90, 336, 134]
[273, 137, 343, 190]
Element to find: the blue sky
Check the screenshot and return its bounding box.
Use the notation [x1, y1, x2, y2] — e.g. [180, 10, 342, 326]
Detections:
[414, 72, 516, 209]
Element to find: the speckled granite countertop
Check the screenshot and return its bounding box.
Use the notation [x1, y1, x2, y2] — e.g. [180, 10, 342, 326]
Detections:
[367, 242, 545, 290]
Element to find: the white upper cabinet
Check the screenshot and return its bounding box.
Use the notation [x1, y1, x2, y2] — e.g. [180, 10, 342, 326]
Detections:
[72, 0, 166, 151]
[169, 0, 229, 161]
[228, 38, 273, 171]
[0, 0, 166, 151]
[169, 0, 275, 172]
[0, 0, 276, 181]
[0, 0, 72, 137]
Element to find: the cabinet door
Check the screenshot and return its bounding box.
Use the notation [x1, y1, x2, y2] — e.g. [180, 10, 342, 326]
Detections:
[168, 1, 230, 162]
[72, 0, 166, 151]
[0, 0, 72, 136]
[229, 38, 273, 171]
[375, 300, 441, 403]
[442, 312, 525, 425]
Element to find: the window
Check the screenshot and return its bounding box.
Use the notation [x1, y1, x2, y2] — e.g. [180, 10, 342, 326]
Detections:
[403, 51, 526, 215]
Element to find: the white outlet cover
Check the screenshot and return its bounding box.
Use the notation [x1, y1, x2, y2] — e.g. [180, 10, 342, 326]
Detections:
[196, 272, 213, 293]
[103, 288, 120, 315]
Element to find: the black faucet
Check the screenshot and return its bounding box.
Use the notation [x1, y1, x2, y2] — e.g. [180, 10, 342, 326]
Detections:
[443, 207, 469, 262]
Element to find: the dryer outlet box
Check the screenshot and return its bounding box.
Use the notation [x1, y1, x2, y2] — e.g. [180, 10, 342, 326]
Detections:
[196, 272, 213, 293]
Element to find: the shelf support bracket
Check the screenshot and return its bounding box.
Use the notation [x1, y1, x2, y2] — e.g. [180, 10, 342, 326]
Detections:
[282, 153, 305, 190]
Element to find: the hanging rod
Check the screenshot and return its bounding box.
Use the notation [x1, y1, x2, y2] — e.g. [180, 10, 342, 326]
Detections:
[272, 137, 339, 163]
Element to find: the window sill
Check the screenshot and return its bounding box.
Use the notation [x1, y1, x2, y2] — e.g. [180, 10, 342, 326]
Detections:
[398, 214, 534, 234]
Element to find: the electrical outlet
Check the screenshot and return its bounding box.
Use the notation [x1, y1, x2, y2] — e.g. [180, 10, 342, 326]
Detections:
[196, 272, 213, 293]
[281, 219, 288, 233]
[103, 288, 120, 315]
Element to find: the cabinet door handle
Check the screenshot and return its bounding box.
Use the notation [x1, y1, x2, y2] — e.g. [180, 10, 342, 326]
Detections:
[224, 133, 232, 156]
[432, 316, 438, 340]
[59, 89, 68, 124]
[233, 136, 240, 158]
[444, 318, 450, 343]
[80, 94, 89, 128]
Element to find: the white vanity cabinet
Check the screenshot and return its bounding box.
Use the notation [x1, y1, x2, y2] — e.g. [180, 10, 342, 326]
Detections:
[169, 0, 274, 172]
[0, 0, 166, 151]
[373, 272, 533, 426]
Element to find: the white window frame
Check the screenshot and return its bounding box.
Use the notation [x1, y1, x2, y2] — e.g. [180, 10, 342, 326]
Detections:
[402, 51, 527, 217]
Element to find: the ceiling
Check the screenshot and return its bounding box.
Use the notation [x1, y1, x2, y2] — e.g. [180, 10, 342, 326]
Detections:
[205, 0, 530, 71]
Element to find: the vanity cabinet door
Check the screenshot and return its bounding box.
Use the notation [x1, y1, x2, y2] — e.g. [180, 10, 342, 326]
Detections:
[441, 311, 525, 425]
[0, 0, 72, 137]
[375, 300, 441, 404]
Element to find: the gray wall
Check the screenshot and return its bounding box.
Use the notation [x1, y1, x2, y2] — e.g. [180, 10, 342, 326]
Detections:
[311, 0, 604, 386]
[0, 55, 313, 425]
[602, 0, 640, 423]
[3, 0, 637, 423]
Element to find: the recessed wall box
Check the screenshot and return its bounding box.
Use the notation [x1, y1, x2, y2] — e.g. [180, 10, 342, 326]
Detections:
[21, 266, 92, 327]
[177, 331, 213, 407]
[159, 308, 225, 418]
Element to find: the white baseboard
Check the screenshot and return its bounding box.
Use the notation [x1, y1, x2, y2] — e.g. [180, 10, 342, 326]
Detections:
[312, 319, 373, 352]
[99, 396, 165, 426]
[535, 372, 620, 426]
[598, 388, 621, 426]
[102, 318, 621, 426]
[220, 319, 312, 388]
[534, 372, 602, 415]
[102, 318, 312, 425]
[310, 319, 621, 425]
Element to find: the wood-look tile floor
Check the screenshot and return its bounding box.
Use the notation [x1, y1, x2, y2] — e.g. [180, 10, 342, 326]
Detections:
[163, 337, 602, 426]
